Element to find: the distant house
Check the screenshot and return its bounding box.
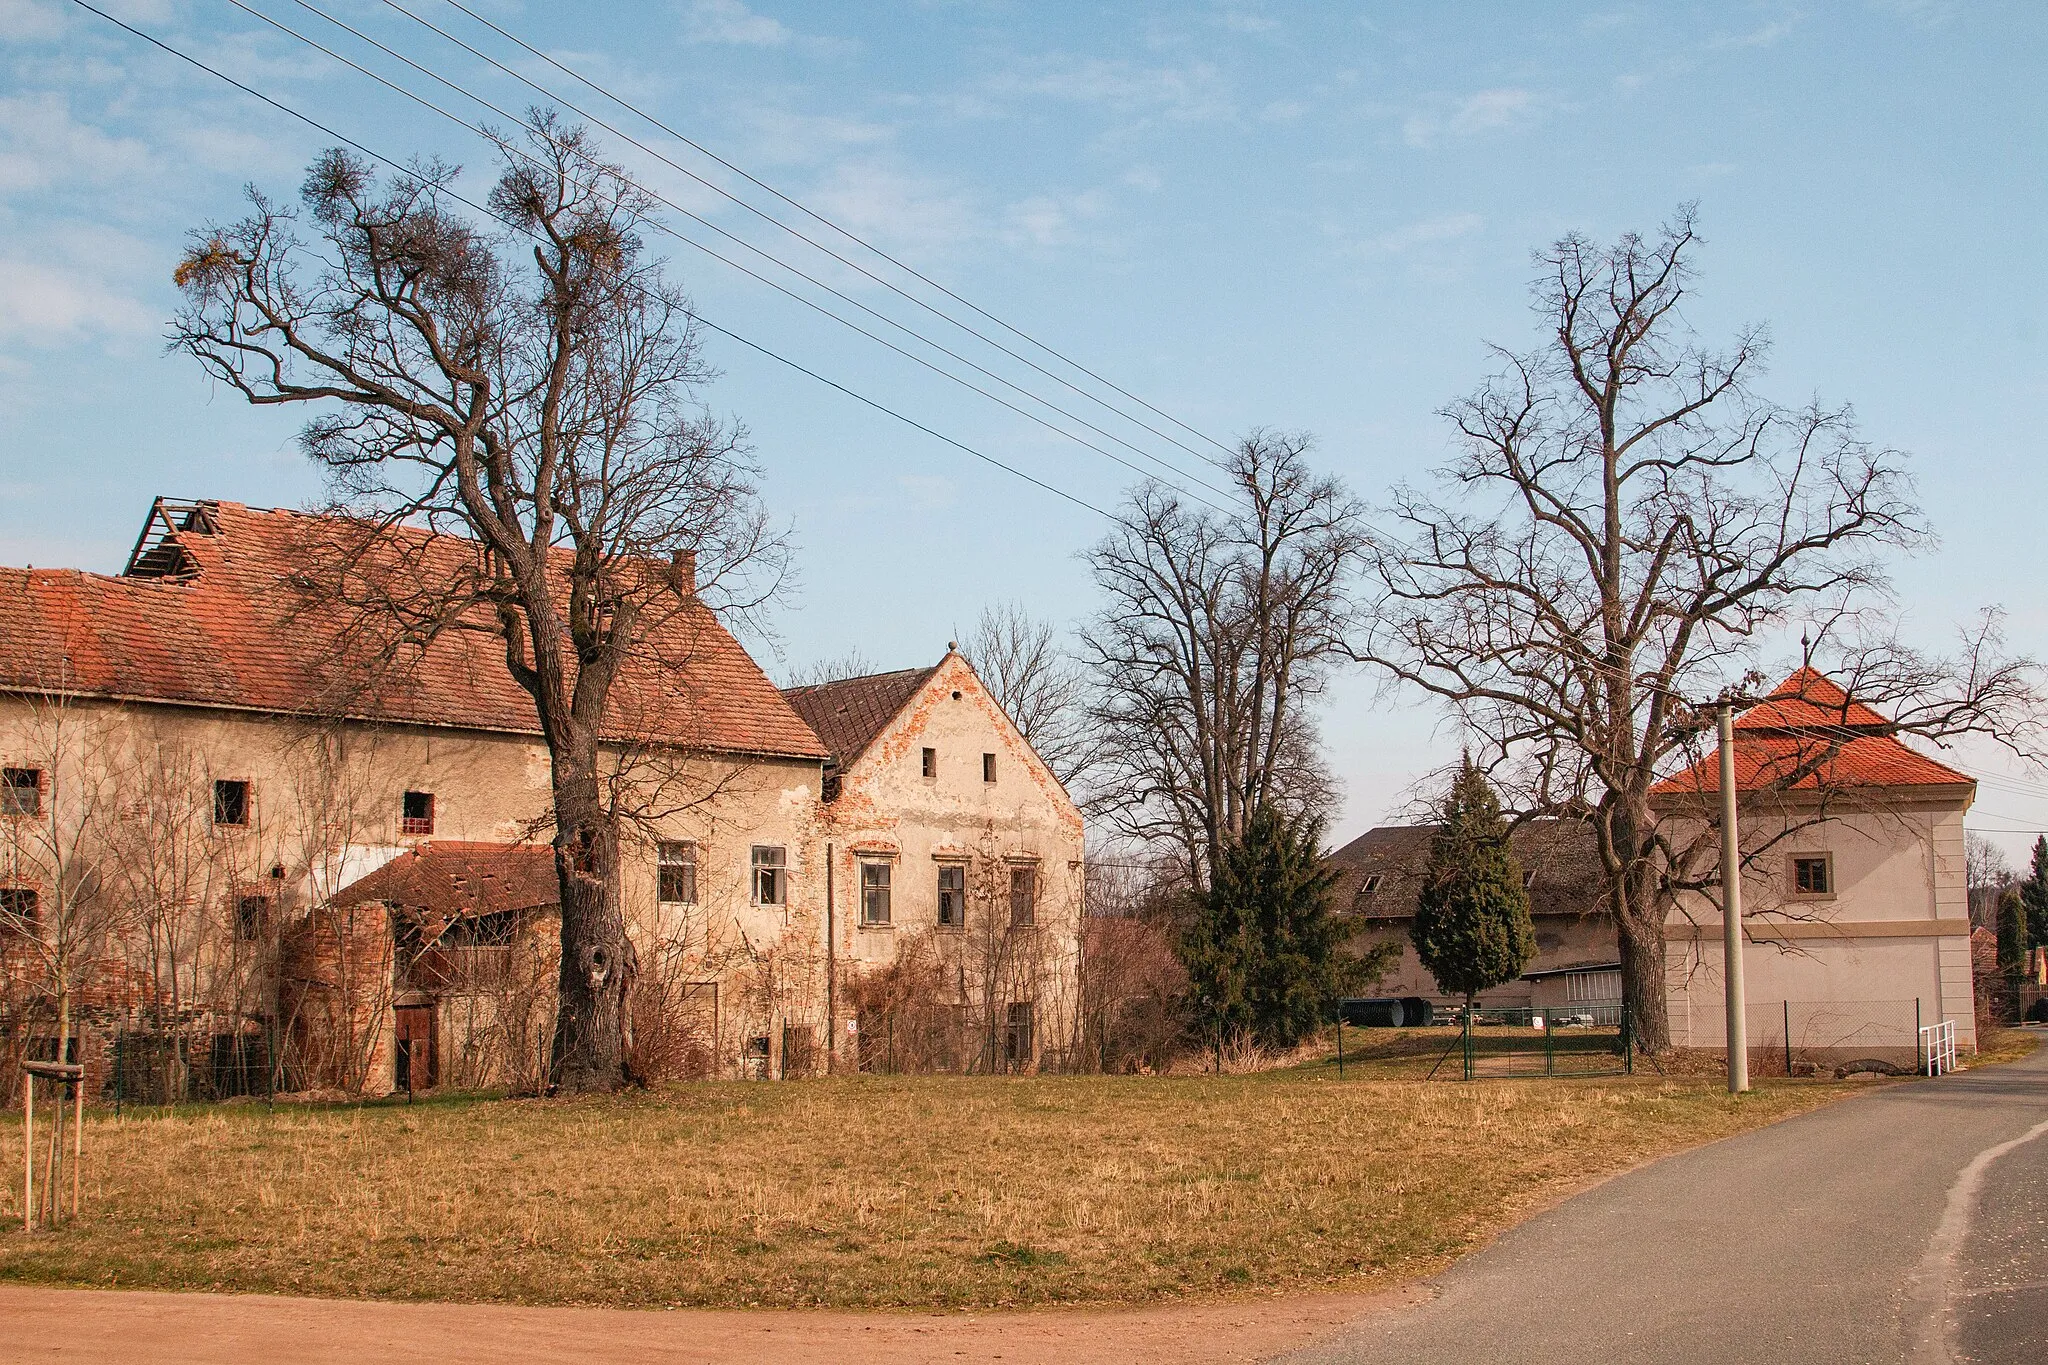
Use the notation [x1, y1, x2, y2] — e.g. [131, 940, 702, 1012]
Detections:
[1330, 667, 1982, 1057]
[1651, 668, 1977, 1056]
[783, 653, 1084, 1073]
[1324, 820, 1616, 1011]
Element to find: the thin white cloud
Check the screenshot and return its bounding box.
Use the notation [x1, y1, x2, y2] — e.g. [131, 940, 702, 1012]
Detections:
[1002, 189, 1108, 249]
[1122, 166, 1164, 193]
[1712, 17, 1797, 49]
[1401, 88, 1539, 148]
[1260, 99, 1307, 123]
[984, 55, 1232, 125]
[0, 256, 154, 346]
[1349, 212, 1484, 258]
[684, 0, 789, 47]
[804, 161, 981, 256]
[0, 0, 66, 41]
[0, 93, 151, 195]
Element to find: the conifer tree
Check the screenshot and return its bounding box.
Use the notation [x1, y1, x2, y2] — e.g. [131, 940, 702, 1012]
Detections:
[1411, 760, 1537, 1010]
[1182, 804, 1375, 1050]
[1997, 886, 2031, 979]
[2022, 836, 2048, 948]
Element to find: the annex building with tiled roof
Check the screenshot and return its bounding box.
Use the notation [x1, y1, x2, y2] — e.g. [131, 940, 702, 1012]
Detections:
[1332, 669, 1980, 1059]
[0, 498, 1083, 1097]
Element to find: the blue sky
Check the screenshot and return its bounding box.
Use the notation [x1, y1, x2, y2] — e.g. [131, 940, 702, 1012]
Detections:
[3, 0, 2046, 854]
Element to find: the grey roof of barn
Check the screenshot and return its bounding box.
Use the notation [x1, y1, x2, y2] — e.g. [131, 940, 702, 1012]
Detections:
[1326, 820, 1609, 921]
[780, 663, 942, 769]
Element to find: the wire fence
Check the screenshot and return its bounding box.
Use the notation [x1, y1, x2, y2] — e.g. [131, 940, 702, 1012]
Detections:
[1427, 1004, 1635, 1081]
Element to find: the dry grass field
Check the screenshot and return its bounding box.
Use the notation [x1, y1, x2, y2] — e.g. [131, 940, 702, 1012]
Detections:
[0, 1055, 1865, 1311]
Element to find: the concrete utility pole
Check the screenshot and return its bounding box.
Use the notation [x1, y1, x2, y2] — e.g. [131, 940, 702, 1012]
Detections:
[1718, 703, 1750, 1094]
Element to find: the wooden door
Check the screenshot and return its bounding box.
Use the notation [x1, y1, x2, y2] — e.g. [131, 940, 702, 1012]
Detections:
[395, 1005, 437, 1092]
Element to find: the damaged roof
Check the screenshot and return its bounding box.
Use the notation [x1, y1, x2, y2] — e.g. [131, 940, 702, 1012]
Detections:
[780, 662, 942, 768]
[327, 841, 559, 918]
[0, 498, 829, 762]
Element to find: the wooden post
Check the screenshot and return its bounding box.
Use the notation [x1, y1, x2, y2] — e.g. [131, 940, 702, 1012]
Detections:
[20, 1073, 31, 1234]
[71, 1073, 83, 1217]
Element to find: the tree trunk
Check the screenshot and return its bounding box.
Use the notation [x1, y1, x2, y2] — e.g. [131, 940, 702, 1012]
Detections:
[546, 750, 634, 1094]
[1615, 862, 1671, 1053]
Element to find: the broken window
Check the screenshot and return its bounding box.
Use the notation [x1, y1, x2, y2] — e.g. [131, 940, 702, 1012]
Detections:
[234, 893, 270, 942]
[982, 752, 997, 783]
[1003, 1000, 1035, 1070]
[937, 864, 966, 928]
[1008, 865, 1036, 928]
[658, 840, 698, 905]
[922, 747, 937, 778]
[400, 790, 435, 836]
[1, 767, 41, 817]
[0, 887, 38, 935]
[752, 845, 786, 906]
[443, 909, 516, 948]
[1793, 855, 1833, 897]
[1359, 873, 1383, 896]
[213, 778, 250, 827]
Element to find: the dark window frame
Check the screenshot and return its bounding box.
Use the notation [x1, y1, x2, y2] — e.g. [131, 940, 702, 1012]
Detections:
[752, 844, 787, 907]
[234, 893, 270, 942]
[400, 790, 435, 836]
[921, 747, 937, 779]
[860, 860, 893, 927]
[0, 886, 40, 935]
[936, 862, 967, 929]
[1008, 863, 1037, 928]
[213, 778, 251, 828]
[1791, 854, 1834, 898]
[1, 767, 42, 818]
[658, 840, 699, 905]
[982, 752, 997, 783]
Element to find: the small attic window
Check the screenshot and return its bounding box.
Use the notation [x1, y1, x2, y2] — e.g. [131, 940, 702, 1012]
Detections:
[922, 747, 936, 778]
[401, 790, 435, 836]
[1359, 874, 1383, 895]
[1523, 870, 1538, 889]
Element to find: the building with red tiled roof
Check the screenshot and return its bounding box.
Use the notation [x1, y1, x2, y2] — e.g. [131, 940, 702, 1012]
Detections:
[1, 500, 1085, 1093]
[783, 651, 1084, 1074]
[1650, 668, 1979, 1059]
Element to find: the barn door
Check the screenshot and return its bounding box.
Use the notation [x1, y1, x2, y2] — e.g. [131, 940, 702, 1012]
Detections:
[395, 1005, 438, 1093]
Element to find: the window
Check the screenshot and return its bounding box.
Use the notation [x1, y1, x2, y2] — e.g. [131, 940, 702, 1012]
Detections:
[1003, 1000, 1035, 1069]
[400, 790, 435, 836]
[752, 845, 786, 906]
[922, 747, 937, 778]
[1792, 855, 1833, 897]
[1008, 864, 1037, 928]
[2, 768, 41, 817]
[0, 887, 38, 934]
[982, 752, 997, 783]
[234, 894, 270, 942]
[860, 862, 893, 926]
[213, 778, 250, 827]
[937, 864, 966, 928]
[1566, 970, 1623, 1004]
[1359, 873, 1384, 896]
[658, 841, 698, 905]
[443, 909, 516, 949]
[1522, 870, 1538, 890]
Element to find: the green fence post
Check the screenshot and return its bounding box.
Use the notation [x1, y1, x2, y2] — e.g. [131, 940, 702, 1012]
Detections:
[1623, 1003, 1634, 1076]
[1543, 1009, 1554, 1077]
[1462, 1006, 1473, 1081]
[1336, 1012, 1346, 1080]
[1784, 1000, 1793, 1076]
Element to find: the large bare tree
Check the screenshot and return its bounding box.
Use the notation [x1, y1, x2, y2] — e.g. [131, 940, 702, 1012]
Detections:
[1356, 207, 2037, 1049]
[1082, 431, 1367, 889]
[171, 115, 781, 1092]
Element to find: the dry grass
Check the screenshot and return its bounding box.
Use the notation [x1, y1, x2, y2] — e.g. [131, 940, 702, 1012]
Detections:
[1971, 1025, 2043, 1068]
[0, 1069, 1852, 1310]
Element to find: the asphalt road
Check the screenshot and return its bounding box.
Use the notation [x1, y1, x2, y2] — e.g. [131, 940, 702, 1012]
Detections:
[1283, 1038, 2048, 1365]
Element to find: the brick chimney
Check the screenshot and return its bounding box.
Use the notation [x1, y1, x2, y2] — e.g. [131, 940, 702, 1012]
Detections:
[671, 549, 697, 594]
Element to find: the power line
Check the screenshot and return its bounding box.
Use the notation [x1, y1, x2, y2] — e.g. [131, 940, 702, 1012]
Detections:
[67, 0, 1112, 520]
[430, 0, 1241, 467]
[227, 0, 1235, 511]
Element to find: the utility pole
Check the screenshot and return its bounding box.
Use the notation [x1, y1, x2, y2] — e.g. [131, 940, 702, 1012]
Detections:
[1718, 703, 1750, 1094]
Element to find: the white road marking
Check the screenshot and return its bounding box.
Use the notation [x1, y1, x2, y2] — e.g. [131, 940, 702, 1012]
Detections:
[1908, 1113, 2048, 1365]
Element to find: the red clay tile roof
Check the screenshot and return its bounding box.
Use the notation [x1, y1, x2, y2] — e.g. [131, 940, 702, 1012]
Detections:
[1651, 668, 1972, 799]
[0, 500, 828, 761]
[327, 841, 559, 917]
[781, 663, 941, 767]
[1734, 666, 1892, 732]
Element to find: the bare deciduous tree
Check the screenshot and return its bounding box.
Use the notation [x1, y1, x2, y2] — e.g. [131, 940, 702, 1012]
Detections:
[171, 115, 784, 1092]
[1082, 431, 1367, 888]
[1355, 206, 2039, 1049]
[961, 602, 1091, 787]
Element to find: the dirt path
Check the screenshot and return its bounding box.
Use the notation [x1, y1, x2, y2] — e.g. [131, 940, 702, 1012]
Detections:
[0, 1283, 1415, 1364]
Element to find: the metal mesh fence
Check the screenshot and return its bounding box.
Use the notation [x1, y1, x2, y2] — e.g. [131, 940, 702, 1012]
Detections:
[1433, 1004, 1633, 1080]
